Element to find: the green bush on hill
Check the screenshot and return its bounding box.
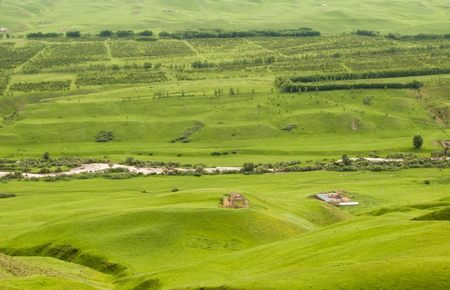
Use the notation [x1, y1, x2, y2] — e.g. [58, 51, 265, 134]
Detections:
[0, 193, 16, 198]
[95, 131, 114, 143]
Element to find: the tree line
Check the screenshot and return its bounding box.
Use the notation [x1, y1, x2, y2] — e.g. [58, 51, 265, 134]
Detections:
[352, 30, 450, 40]
[9, 80, 71, 92]
[0, 72, 10, 95]
[158, 28, 321, 39]
[276, 67, 450, 84]
[386, 33, 450, 40]
[23, 30, 450, 41]
[277, 80, 423, 93]
[27, 30, 154, 39]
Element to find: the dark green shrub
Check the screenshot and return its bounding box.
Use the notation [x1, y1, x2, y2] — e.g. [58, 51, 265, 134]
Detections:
[66, 31, 81, 38]
[0, 193, 16, 198]
[99, 30, 113, 37]
[96, 131, 114, 142]
[413, 135, 424, 149]
[138, 30, 154, 37]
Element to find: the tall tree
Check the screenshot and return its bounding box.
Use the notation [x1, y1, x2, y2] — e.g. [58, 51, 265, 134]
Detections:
[413, 135, 424, 149]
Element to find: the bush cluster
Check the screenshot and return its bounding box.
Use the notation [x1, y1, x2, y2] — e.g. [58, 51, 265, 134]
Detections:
[95, 131, 114, 143]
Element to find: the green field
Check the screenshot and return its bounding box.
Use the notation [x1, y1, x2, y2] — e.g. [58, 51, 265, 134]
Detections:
[1, 0, 450, 34]
[0, 36, 449, 164]
[1, 4, 450, 289]
[1, 170, 450, 289]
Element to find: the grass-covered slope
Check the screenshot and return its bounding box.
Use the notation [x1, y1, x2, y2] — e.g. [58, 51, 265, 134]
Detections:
[0, 84, 447, 164]
[0, 253, 114, 289]
[0, 169, 449, 289]
[157, 218, 450, 289]
[1, 0, 449, 34]
[0, 36, 448, 164]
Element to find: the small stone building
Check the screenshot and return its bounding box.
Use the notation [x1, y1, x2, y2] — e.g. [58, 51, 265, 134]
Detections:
[221, 193, 249, 209]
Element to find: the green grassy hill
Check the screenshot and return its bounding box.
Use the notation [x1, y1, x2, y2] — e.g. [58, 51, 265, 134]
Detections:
[0, 6, 450, 289]
[0, 84, 448, 164]
[0, 253, 114, 289]
[0, 36, 449, 164]
[1, 0, 450, 34]
[1, 169, 449, 289]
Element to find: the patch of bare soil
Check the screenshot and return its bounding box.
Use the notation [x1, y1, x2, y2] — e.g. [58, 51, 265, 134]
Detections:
[0, 253, 56, 278]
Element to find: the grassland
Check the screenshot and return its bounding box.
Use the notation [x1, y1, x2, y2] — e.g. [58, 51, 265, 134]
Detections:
[0, 19, 450, 290]
[1, 169, 449, 289]
[1, 0, 450, 34]
[0, 35, 449, 164]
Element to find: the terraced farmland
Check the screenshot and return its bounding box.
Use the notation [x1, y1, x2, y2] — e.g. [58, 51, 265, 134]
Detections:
[0, 14, 449, 290]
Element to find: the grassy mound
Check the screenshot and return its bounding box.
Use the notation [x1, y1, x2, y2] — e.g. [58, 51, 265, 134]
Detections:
[0, 170, 449, 289]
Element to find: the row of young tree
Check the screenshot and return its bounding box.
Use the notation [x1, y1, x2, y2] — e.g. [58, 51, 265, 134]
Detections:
[27, 31, 81, 39]
[277, 67, 450, 84]
[159, 28, 321, 39]
[353, 30, 450, 40]
[0, 72, 9, 95]
[26, 30, 154, 39]
[191, 56, 276, 69]
[9, 80, 71, 92]
[386, 33, 450, 40]
[25, 29, 450, 41]
[75, 71, 167, 86]
[277, 80, 423, 93]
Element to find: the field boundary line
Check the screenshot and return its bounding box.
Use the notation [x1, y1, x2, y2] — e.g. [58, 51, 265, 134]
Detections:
[244, 38, 286, 57]
[104, 40, 114, 61]
[182, 40, 201, 56]
[13, 45, 46, 74]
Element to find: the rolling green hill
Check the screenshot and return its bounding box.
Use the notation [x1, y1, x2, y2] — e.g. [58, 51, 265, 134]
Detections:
[1, 169, 449, 289]
[0, 36, 449, 164]
[1, 3, 450, 289]
[0, 84, 448, 164]
[1, 0, 450, 34]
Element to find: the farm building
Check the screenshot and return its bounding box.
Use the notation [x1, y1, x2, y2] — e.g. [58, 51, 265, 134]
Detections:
[315, 191, 359, 207]
[221, 192, 249, 209]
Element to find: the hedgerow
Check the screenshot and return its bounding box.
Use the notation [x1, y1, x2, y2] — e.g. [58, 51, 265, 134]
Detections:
[10, 80, 71, 92]
[159, 28, 321, 39]
[277, 80, 423, 93]
[76, 71, 167, 86]
[0, 71, 10, 95]
[277, 67, 450, 84]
